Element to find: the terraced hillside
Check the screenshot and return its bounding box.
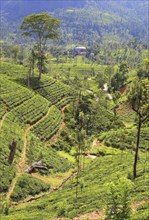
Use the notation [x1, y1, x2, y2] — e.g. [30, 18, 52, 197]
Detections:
[1, 61, 148, 220]
[25, 76, 73, 107]
[31, 106, 62, 141]
[0, 64, 73, 200]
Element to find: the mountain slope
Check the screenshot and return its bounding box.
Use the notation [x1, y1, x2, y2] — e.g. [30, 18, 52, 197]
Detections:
[1, 0, 148, 43]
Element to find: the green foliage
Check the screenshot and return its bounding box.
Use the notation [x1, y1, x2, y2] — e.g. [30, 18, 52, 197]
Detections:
[36, 80, 72, 105]
[110, 61, 128, 92]
[0, 62, 27, 78]
[11, 174, 50, 202]
[17, 74, 73, 106]
[20, 12, 60, 78]
[0, 64, 73, 195]
[12, 95, 50, 124]
[2, 152, 148, 219]
[132, 203, 149, 220]
[0, 112, 25, 192]
[1, 199, 11, 215]
[100, 127, 149, 151]
[127, 79, 149, 118]
[0, 165, 15, 193]
[0, 99, 7, 119]
[31, 106, 62, 141]
[0, 21, 148, 218]
[105, 177, 134, 220]
[1, 88, 33, 109]
[27, 136, 72, 173]
[20, 13, 60, 40]
[52, 4, 148, 46]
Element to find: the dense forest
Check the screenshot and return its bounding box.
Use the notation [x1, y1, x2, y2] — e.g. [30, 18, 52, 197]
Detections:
[0, 1, 149, 220]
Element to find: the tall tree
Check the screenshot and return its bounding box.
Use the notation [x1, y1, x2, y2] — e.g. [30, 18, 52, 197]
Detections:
[127, 79, 149, 178]
[20, 12, 60, 79]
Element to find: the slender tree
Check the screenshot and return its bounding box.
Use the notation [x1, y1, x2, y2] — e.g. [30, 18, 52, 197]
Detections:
[127, 79, 149, 178]
[20, 12, 60, 79]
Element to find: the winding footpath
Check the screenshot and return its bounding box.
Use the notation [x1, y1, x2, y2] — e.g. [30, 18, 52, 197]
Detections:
[17, 107, 51, 173]
[0, 112, 8, 130]
[6, 104, 70, 200]
[6, 107, 51, 200]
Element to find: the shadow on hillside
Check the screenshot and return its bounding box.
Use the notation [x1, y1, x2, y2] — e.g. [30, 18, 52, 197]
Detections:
[14, 77, 44, 89]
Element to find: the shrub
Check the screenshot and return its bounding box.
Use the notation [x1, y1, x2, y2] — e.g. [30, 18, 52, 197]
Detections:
[105, 177, 134, 220]
[11, 174, 50, 201]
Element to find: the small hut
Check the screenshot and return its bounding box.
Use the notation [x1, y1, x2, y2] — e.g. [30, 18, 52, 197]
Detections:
[74, 46, 86, 55]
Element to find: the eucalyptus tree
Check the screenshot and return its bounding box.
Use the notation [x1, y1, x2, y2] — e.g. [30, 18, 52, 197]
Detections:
[127, 79, 149, 178]
[20, 12, 60, 79]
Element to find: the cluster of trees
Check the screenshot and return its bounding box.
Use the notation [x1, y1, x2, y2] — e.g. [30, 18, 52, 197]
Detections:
[1, 1, 148, 59]
[1, 44, 26, 64]
[86, 40, 147, 67]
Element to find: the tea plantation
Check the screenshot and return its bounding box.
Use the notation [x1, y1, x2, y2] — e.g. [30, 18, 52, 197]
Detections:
[0, 0, 149, 218]
[0, 62, 73, 199]
[0, 61, 148, 220]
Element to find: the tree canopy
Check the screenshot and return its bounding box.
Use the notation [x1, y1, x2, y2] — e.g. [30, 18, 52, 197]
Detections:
[20, 12, 61, 79]
[20, 12, 60, 42]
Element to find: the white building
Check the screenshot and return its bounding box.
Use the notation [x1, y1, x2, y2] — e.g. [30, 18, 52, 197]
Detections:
[74, 46, 86, 55]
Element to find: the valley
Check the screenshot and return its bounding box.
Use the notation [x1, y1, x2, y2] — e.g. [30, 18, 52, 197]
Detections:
[0, 1, 149, 220]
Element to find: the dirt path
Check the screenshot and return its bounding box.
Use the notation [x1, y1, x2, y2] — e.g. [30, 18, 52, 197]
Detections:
[6, 104, 69, 200]
[73, 210, 105, 220]
[6, 108, 51, 199]
[72, 200, 149, 220]
[0, 112, 8, 130]
[17, 107, 51, 173]
[53, 200, 149, 220]
[92, 139, 101, 147]
[131, 199, 149, 212]
[6, 175, 18, 200]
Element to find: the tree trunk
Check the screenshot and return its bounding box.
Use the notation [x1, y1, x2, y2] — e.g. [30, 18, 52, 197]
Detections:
[133, 117, 142, 179]
[76, 144, 81, 199]
[38, 55, 42, 80]
[27, 70, 31, 87]
[8, 141, 17, 164]
[37, 40, 42, 80]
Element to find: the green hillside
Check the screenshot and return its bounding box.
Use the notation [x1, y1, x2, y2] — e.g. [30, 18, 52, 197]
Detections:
[0, 1, 149, 219]
[1, 151, 149, 220]
[1, 1, 148, 45]
[0, 62, 73, 198]
[0, 58, 149, 219]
